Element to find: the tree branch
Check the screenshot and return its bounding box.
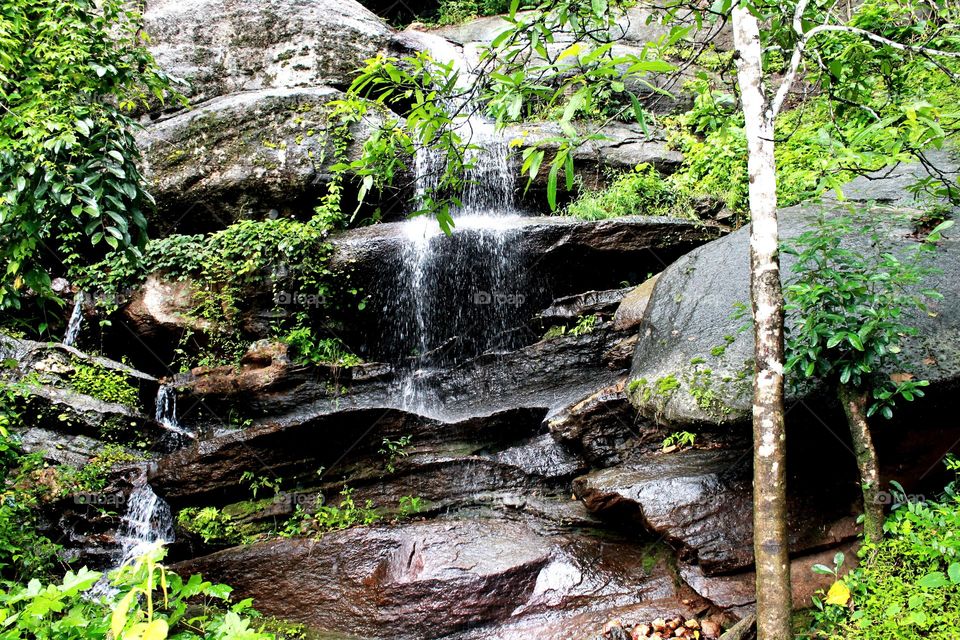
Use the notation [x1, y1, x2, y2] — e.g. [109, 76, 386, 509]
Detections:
[772, 22, 960, 118]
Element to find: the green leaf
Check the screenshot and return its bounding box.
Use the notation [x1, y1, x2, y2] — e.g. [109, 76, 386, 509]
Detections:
[547, 161, 560, 211]
[591, 0, 608, 17]
[945, 562, 960, 585]
[918, 571, 949, 588]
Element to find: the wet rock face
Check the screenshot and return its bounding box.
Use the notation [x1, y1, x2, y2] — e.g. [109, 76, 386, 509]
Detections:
[144, 0, 403, 105]
[573, 448, 860, 575]
[176, 519, 690, 640]
[679, 542, 861, 619]
[630, 155, 960, 428]
[0, 335, 169, 453]
[547, 381, 644, 465]
[334, 216, 724, 358]
[150, 406, 553, 504]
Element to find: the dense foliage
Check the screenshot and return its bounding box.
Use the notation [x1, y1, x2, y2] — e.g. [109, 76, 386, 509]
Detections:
[0, 546, 278, 639]
[0, 0, 179, 311]
[562, 163, 692, 220]
[809, 484, 960, 639]
[783, 211, 950, 418]
[343, 0, 959, 223]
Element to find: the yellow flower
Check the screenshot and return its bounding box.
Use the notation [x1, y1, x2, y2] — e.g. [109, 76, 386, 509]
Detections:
[825, 580, 851, 606]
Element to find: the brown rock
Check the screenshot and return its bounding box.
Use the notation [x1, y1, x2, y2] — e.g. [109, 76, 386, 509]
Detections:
[547, 381, 644, 465]
[700, 620, 722, 639]
[614, 274, 661, 332]
[123, 275, 202, 339]
[174, 520, 685, 639]
[680, 543, 860, 618]
[574, 448, 860, 574]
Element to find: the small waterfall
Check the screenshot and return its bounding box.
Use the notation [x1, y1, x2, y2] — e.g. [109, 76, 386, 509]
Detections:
[115, 483, 175, 565]
[91, 471, 174, 597]
[62, 293, 83, 347]
[385, 35, 531, 416]
[154, 384, 194, 439]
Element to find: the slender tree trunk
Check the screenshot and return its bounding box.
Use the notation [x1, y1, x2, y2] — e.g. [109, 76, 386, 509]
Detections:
[838, 384, 884, 542]
[732, 7, 793, 638]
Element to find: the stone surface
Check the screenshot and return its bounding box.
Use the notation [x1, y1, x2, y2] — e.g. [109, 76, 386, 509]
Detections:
[336, 217, 723, 345]
[573, 448, 859, 574]
[138, 87, 403, 230]
[0, 335, 166, 449]
[539, 288, 632, 325]
[144, 0, 404, 104]
[175, 519, 688, 640]
[681, 543, 860, 619]
[122, 275, 202, 340]
[547, 381, 645, 465]
[629, 155, 960, 427]
[613, 273, 661, 331]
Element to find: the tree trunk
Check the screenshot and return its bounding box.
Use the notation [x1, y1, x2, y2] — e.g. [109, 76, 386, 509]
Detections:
[732, 6, 793, 639]
[838, 384, 884, 542]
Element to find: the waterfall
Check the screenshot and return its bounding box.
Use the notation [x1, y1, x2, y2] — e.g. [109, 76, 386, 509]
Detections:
[115, 483, 175, 565]
[154, 384, 194, 439]
[386, 35, 531, 416]
[62, 293, 83, 347]
[91, 471, 174, 597]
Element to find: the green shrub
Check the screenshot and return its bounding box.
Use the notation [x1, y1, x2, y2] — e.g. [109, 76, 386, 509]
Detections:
[0, 545, 279, 639]
[69, 361, 139, 408]
[177, 507, 247, 545]
[283, 486, 380, 538]
[809, 488, 960, 639]
[562, 164, 692, 221]
[424, 0, 537, 25]
[0, 0, 180, 310]
[281, 328, 362, 368]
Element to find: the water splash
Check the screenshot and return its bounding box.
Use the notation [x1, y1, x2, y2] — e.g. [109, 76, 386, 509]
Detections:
[90, 471, 174, 598]
[114, 483, 175, 565]
[62, 293, 83, 347]
[154, 384, 194, 439]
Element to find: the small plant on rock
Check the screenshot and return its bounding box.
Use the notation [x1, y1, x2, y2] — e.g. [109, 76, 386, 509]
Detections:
[379, 435, 412, 474]
[661, 431, 696, 453]
[177, 506, 246, 545]
[398, 495, 424, 519]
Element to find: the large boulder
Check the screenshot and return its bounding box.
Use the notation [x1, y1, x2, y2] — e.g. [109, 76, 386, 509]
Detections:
[628, 156, 960, 427]
[144, 0, 405, 104]
[137, 87, 404, 230]
[174, 520, 695, 640]
[573, 448, 859, 575]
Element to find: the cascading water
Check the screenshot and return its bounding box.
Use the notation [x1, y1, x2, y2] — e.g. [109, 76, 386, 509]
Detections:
[385, 35, 532, 415]
[115, 482, 175, 564]
[62, 293, 84, 347]
[155, 383, 194, 439]
[91, 470, 174, 597]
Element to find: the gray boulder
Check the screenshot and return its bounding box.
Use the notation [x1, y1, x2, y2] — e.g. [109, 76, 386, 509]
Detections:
[573, 448, 858, 574]
[137, 87, 403, 230]
[628, 156, 960, 426]
[144, 0, 403, 104]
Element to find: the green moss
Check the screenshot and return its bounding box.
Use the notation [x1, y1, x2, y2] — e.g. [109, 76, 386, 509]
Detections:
[69, 361, 139, 408]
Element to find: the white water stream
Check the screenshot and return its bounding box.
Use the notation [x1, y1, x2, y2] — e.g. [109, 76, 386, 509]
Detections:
[392, 35, 528, 415]
[62, 293, 84, 347]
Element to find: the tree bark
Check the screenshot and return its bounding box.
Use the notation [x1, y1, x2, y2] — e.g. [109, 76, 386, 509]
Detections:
[732, 6, 793, 639]
[838, 384, 884, 542]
